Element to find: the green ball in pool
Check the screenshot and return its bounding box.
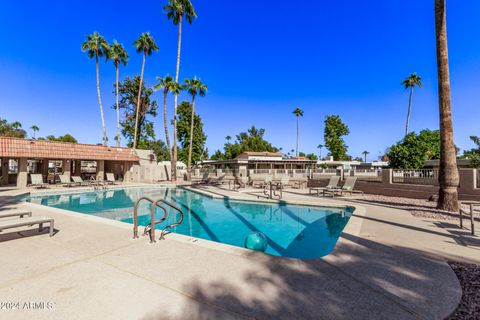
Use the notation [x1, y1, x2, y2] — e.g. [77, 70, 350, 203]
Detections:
[244, 232, 268, 252]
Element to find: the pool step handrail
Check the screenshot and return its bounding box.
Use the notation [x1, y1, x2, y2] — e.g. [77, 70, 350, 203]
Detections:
[133, 197, 169, 243]
[151, 199, 184, 240]
[133, 197, 184, 243]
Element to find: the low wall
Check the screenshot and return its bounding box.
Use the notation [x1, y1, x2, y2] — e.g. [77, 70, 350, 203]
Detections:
[308, 169, 480, 201]
[125, 164, 170, 183]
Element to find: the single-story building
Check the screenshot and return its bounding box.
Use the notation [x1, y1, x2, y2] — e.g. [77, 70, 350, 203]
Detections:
[0, 137, 139, 188]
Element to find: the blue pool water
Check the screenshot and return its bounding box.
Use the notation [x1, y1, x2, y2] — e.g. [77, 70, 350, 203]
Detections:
[22, 187, 353, 259]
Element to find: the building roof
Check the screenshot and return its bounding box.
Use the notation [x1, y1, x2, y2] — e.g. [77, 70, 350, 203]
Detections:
[0, 137, 139, 162]
[235, 151, 283, 159]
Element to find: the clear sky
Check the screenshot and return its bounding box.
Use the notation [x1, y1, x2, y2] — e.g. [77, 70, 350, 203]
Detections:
[1, 1, 479, 161]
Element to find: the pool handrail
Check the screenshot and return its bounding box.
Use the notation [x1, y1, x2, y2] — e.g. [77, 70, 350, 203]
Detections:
[151, 199, 184, 240]
[133, 196, 169, 242]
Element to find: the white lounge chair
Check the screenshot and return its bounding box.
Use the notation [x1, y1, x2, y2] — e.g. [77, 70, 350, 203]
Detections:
[106, 173, 117, 185]
[309, 176, 341, 196]
[324, 177, 364, 197]
[29, 174, 49, 189]
[0, 216, 55, 237]
[59, 175, 78, 187]
[72, 176, 90, 186]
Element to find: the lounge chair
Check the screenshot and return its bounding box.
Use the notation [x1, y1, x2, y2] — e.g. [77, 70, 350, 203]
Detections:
[324, 177, 364, 197]
[71, 176, 90, 186]
[0, 216, 55, 237]
[59, 175, 78, 187]
[106, 173, 117, 185]
[28, 174, 49, 189]
[0, 209, 32, 219]
[208, 174, 226, 185]
[233, 176, 249, 190]
[309, 176, 340, 196]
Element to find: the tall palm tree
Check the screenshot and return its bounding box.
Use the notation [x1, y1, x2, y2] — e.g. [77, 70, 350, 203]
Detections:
[132, 32, 158, 149]
[82, 32, 110, 146]
[108, 41, 129, 147]
[435, 0, 459, 212]
[30, 125, 39, 139]
[317, 144, 324, 159]
[292, 108, 304, 157]
[11, 122, 22, 130]
[164, 0, 197, 181]
[185, 77, 207, 177]
[362, 150, 370, 162]
[401, 73, 422, 137]
[225, 136, 232, 143]
[154, 75, 175, 161]
[168, 81, 184, 179]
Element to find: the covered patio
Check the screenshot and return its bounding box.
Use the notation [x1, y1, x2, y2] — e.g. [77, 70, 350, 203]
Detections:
[0, 137, 139, 188]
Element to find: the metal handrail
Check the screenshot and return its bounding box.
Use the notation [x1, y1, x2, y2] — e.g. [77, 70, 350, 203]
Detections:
[152, 199, 184, 240]
[133, 197, 168, 243]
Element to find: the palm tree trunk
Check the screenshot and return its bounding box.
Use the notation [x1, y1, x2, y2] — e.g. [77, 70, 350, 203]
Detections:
[133, 52, 146, 149]
[172, 14, 183, 182]
[115, 65, 120, 147]
[95, 54, 107, 146]
[435, 0, 459, 211]
[187, 95, 196, 179]
[405, 87, 414, 137]
[296, 117, 299, 157]
[163, 91, 172, 161]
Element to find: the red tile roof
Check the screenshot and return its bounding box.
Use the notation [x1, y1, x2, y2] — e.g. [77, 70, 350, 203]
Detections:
[0, 138, 139, 162]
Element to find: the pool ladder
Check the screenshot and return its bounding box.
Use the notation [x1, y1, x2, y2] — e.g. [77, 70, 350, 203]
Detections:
[132, 197, 184, 243]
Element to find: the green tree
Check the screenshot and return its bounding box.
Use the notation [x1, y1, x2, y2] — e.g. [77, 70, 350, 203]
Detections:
[44, 134, 78, 143]
[387, 130, 442, 169]
[292, 108, 304, 157]
[108, 41, 129, 147]
[435, 0, 459, 211]
[221, 126, 278, 159]
[164, 0, 197, 181]
[81, 32, 110, 146]
[324, 115, 350, 160]
[317, 144, 324, 160]
[185, 77, 207, 176]
[0, 119, 26, 138]
[176, 101, 207, 164]
[401, 73, 422, 137]
[210, 150, 225, 161]
[145, 140, 170, 161]
[154, 75, 175, 162]
[305, 153, 318, 161]
[117, 76, 158, 148]
[362, 150, 370, 162]
[30, 125, 39, 139]
[132, 32, 158, 149]
[463, 136, 480, 168]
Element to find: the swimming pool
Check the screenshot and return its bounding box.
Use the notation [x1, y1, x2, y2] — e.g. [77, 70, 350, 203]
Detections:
[22, 187, 353, 259]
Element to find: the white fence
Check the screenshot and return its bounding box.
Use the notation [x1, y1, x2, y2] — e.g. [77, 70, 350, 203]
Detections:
[352, 169, 383, 182]
[392, 169, 439, 186]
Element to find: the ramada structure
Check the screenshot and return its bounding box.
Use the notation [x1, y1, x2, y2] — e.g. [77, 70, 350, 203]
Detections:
[201, 151, 317, 175]
[0, 137, 139, 188]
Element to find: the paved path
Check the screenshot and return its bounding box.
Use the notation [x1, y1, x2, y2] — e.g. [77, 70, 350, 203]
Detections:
[0, 184, 477, 319]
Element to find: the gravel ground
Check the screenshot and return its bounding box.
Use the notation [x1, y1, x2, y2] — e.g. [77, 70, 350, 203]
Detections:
[448, 262, 480, 319]
[359, 194, 478, 221]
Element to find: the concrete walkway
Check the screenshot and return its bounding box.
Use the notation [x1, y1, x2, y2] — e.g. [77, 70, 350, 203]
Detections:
[0, 184, 477, 319]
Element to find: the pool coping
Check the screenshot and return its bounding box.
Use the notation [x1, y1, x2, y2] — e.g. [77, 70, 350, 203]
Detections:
[17, 184, 366, 261]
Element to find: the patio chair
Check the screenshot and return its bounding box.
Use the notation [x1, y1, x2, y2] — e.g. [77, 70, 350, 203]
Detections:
[106, 173, 117, 185]
[275, 175, 290, 190]
[0, 209, 32, 219]
[309, 176, 340, 196]
[209, 174, 226, 185]
[71, 176, 90, 186]
[324, 177, 364, 197]
[233, 176, 249, 190]
[59, 175, 78, 187]
[28, 174, 49, 189]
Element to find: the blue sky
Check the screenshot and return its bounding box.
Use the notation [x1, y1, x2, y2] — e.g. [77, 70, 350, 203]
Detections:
[1, 1, 479, 161]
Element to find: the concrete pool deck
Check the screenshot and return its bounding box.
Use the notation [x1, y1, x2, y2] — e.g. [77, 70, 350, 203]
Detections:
[0, 184, 478, 319]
